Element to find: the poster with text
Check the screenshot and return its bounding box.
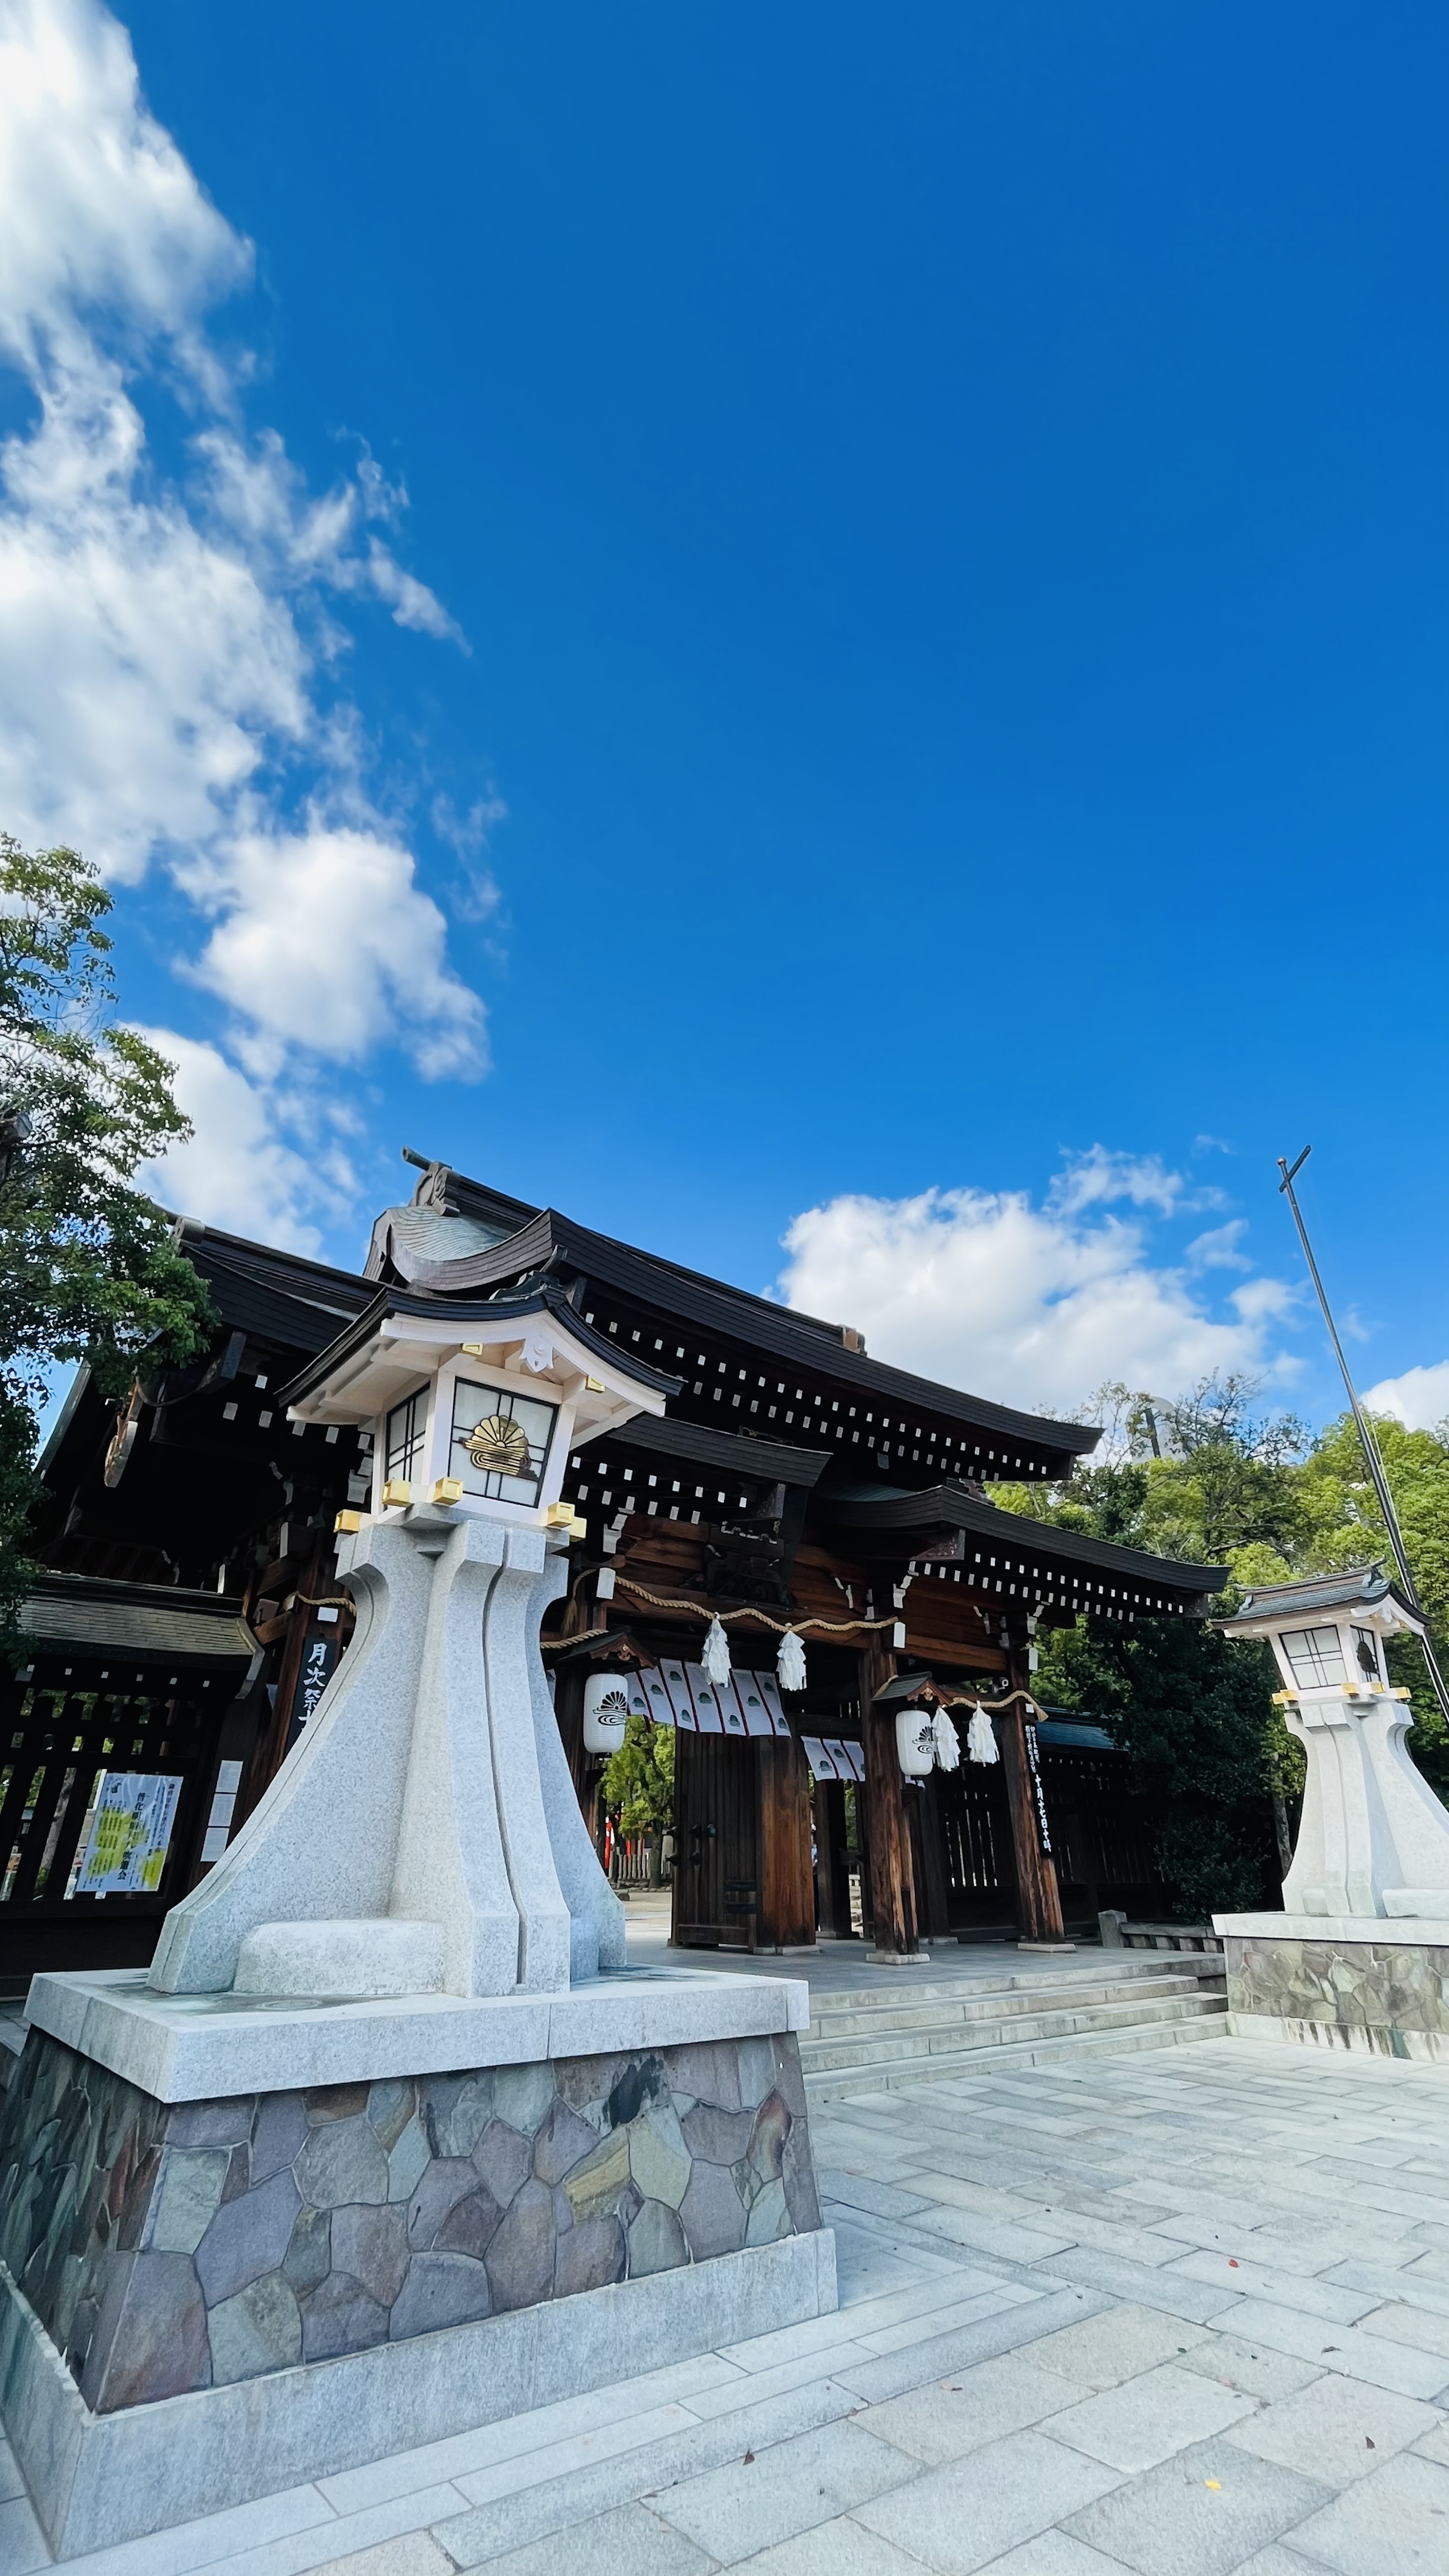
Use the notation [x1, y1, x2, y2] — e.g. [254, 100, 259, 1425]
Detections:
[75, 1772, 183, 1896]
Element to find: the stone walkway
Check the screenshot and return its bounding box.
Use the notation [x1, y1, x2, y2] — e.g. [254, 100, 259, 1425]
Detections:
[4, 2036, 1448, 2576]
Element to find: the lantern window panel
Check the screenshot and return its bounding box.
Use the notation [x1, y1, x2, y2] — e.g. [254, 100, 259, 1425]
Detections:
[1281, 1626, 1346, 1689]
[449, 1378, 558, 1506]
[385, 1389, 429, 1486]
[1351, 1625, 1381, 1682]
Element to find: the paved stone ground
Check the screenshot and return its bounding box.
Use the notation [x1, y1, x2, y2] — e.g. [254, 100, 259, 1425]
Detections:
[6, 2034, 1448, 2576]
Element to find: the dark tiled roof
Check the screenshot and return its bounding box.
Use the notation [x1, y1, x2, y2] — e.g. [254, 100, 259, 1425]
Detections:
[21, 1574, 259, 1665]
[818, 1482, 1227, 1603]
[1226, 1564, 1415, 1624]
[374, 1170, 1101, 1473]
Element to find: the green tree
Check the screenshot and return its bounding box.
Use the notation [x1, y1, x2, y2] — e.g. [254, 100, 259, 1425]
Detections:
[1000, 1370, 1449, 1904]
[0, 835, 214, 1643]
[602, 1712, 675, 1837]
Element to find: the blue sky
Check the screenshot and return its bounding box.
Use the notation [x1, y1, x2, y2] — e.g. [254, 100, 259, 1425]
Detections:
[1, 2, 1445, 1428]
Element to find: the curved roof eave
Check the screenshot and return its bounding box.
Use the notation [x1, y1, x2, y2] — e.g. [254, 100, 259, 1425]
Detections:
[375, 1195, 1101, 1464]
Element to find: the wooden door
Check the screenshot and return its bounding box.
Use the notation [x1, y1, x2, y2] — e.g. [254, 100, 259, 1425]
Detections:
[670, 1729, 759, 1949]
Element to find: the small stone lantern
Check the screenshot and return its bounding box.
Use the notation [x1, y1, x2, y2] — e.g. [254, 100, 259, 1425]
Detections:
[1223, 1564, 1449, 1921]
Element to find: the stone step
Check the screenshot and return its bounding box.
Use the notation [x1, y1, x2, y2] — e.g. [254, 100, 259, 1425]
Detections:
[806, 1956, 1216, 2018]
[804, 1996, 1231, 2101]
[808, 1969, 1211, 2041]
[801, 1983, 1226, 2074]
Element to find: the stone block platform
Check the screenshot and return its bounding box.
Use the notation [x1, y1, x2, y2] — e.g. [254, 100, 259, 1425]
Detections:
[0, 1972, 836, 2558]
[1216, 1912, 1449, 2061]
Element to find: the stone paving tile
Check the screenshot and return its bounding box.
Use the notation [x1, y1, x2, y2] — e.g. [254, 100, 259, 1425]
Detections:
[830, 2286, 1110, 2406]
[1321, 2258, 1449, 2314]
[815, 2169, 932, 2221]
[443, 2500, 717, 2575]
[1015, 2301, 1214, 2391]
[315, 2358, 743, 2513]
[0, 2491, 49, 2576]
[1039, 2360, 1257, 2472]
[1411, 2417, 1449, 2465]
[852, 2426, 1123, 2573]
[1060, 2434, 1334, 2576]
[57, 2479, 340, 2576]
[971, 2539, 1140, 2576]
[649, 2418, 915, 2567]
[1160, 2255, 1377, 2325]
[1042, 2244, 1245, 2327]
[310, 2540, 457, 2576]
[450, 2408, 704, 2511]
[1282, 2448, 1449, 2574]
[728, 2513, 933, 2572]
[854, 2351, 1092, 2466]
[431, 2380, 861, 2567]
[1169, 2334, 1324, 2404]
[1222, 2373, 1441, 2486]
[1355, 2301, 1449, 2358]
[177, 2486, 469, 2576]
[1222, 2298, 1449, 2402]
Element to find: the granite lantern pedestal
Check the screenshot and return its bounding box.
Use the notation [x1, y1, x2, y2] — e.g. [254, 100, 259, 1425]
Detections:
[1215, 1567, 1449, 2061]
[0, 1292, 836, 2558]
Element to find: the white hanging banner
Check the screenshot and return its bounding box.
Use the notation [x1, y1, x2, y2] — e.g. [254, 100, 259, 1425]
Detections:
[734, 1671, 775, 1737]
[660, 1658, 698, 1731]
[823, 1736, 857, 1782]
[840, 1738, 868, 1782]
[626, 1672, 652, 1721]
[711, 1669, 750, 1736]
[800, 1735, 840, 1781]
[685, 1662, 726, 1734]
[75, 1772, 182, 1897]
[637, 1666, 676, 1727]
[751, 1667, 793, 1739]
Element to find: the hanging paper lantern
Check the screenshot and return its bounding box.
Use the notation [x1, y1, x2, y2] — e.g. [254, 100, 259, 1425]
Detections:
[702, 1616, 732, 1684]
[932, 1708, 961, 1772]
[967, 1707, 999, 1766]
[582, 1673, 631, 1754]
[777, 1628, 808, 1693]
[895, 1707, 936, 1776]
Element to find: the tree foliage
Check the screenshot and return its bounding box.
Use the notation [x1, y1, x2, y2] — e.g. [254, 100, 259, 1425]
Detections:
[0, 835, 214, 1642]
[993, 1372, 1449, 1909]
[601, 1711, 675, 1836]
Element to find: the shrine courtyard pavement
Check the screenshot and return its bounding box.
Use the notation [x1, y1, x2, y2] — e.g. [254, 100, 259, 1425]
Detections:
[5, 2029, 1449, 2576]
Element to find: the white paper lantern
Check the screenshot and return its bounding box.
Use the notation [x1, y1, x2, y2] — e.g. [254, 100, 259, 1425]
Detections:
[895, 1707, 936, 1776]
[583, 1672, 631, 1754]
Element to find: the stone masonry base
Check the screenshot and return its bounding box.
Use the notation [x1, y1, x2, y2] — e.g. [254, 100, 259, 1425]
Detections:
[0, 2024, 835, 2555]
[1218, 1924, 1449, 2063]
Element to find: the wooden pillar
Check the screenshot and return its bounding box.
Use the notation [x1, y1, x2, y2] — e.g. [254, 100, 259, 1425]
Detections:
[914, 1772, 952, 1940]
[757, 1734, 815, 1949]
[999, 1646, 1066, 1944]
[859, 1640, 921, 1960]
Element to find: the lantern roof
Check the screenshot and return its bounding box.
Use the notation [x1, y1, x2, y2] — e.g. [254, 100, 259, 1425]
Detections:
[1221, 1563, 1423, 1635]
[276, 1279, 681, 1429]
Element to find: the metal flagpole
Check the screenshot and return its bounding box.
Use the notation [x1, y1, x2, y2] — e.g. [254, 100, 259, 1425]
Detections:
[1277, 1146, 1449, 1726]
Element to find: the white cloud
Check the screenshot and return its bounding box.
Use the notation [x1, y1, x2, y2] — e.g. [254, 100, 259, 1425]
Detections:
[1186, 1219, 1252, 1272]
[1363, 1360, 1449, 1434]
[0, 0, 483, 1123]
[1048, 1147, 1188, 1218]
[179, 821, 485, 1077]
[776, 1164, 1295, 1416]
[131, 1026, 352, 1253]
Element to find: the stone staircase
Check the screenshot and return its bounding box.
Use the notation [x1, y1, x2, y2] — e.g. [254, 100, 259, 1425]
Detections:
[801, 1954, 1228, 2102]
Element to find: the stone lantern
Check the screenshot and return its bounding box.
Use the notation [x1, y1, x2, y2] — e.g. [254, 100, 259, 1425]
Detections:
[0, 1285, 836, 2556]
[1222, 1564, 1449, 1921]
[1215, 1563, 1449, 2062]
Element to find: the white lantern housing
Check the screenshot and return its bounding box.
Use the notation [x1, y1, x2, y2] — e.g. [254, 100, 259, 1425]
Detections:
[895, 1707, 937, 1777]
[583, 1672, 632, 1755]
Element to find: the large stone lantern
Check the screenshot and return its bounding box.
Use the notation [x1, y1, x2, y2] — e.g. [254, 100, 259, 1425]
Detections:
[0, 1287, 835, 2557]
